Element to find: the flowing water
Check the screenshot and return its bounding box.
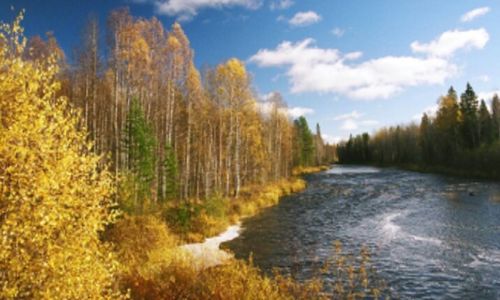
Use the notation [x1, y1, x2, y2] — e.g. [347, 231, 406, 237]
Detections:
[223, 165, 500, 299]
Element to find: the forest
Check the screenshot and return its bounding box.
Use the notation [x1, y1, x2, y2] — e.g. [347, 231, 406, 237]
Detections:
[0, 9, 355, 299]
[337, 84, 500, 178]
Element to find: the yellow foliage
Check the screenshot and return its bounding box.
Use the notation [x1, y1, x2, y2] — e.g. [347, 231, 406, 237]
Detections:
[0, 12, 123, 299]
[106, 215, 177, 275]
[292, 165, 329, 176]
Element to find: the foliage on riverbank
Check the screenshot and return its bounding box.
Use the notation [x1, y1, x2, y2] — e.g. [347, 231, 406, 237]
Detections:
[127, 177, 307, 243]
[107, 216, 389, 300]
[292, 165, 330, 176]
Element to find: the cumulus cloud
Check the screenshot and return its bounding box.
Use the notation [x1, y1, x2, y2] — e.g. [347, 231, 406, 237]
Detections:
[321, 134, 342, 144]
[478, 90, 500, 101]
[410, 28, 489, 58]
[153, 0, 261, 20]
[257, 101, 313, 118]
[250, 28, 489, 100]
[331, 110, 378, 131]
[270, 0, 293, 10]
[461, 7, 490, 23]
[288, 11, 321, 26]
[412, 104, 439, 121]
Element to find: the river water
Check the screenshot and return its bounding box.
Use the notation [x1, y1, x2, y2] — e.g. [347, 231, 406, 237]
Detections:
[224, 165, 500, 299]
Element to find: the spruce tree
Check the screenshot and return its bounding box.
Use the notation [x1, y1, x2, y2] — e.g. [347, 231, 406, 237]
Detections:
[479, 99, 493, 144]
[492, 94, 500, 140]
[294, 117, 315, 166]
[123, 98, 156, 208]
[459, 83, 479, 149]
[420, 113, 434, 164]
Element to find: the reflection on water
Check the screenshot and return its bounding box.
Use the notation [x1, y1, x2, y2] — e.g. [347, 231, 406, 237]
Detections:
[224, 165, 500, 299]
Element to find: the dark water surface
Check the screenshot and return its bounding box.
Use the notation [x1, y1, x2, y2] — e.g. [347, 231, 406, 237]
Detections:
[224, 165, 500, 299]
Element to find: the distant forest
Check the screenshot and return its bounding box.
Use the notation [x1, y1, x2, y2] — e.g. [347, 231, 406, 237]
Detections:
[337, 84, 500, 178]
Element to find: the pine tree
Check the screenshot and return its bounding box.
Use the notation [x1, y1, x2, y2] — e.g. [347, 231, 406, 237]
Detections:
[315, 123, 325, 165]
[459, 83, 479, 149]
[478, 99, 493, 145]
[294, 116, 315, 166]
[420, 113, 434, 164]
[123, 98, 156, 209]
[492, 94, 500, 140]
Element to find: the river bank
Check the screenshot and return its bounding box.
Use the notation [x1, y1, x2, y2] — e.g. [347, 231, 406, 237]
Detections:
[178, 165, 330, 267]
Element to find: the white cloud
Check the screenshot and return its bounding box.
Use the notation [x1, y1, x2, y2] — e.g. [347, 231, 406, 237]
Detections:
[331, 27, 345, 37]
[478, 90, 500, 101]
[321, 134, 342, 144]
[332, 110, 378, 131]
[411, 28, 489, 58]
[250, 28, 489, 100]
[250, 40, 456, 100]
[461, 7, 490, 23]
[412, 104, 439, 121]
[288, 11, 321, 27]
[154, 0, 261, 20]
[286, 106, 314, 118]
[270, 0, 293, 10]
[333, 110, 364, 121]
[341, 119, 358, 130]
[256, 101, 313, 118]
[259, 91, 278, 101]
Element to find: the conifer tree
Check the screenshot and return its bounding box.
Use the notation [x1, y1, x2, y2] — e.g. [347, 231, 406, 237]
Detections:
[293, 116, 315, 166]
[419, 113, 434, 164]
[124, 97, 156, 208]
[478, 99, 493, 145]
[492, 94, 500, 140]
[459, 83, 479, 149]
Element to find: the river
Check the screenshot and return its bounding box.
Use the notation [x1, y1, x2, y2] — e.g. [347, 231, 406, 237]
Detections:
[223, 165, 500, 299]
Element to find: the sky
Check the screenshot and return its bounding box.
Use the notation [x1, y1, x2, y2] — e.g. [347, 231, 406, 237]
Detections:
[2, 0, 500, 144]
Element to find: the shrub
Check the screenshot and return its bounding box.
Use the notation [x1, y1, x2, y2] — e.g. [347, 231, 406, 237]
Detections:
[0, 13, 123, 299]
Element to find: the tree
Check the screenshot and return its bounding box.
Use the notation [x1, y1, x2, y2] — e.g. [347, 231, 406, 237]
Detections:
[123, 98, 156, 209]
[492, 94, 500, 140]
[434, 86, 460, 162]
[315, 123, 325, 165]
[163, 142, 178, 201]
[459, 83, 479, 149]
[478, 99, 493, 145]
[293, 116, 315, 166]
[0, 13, 122, 299]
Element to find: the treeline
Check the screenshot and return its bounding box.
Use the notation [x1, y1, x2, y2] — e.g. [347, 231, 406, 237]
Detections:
[25, 8, 334, 208]
[337, 84, 500, 178]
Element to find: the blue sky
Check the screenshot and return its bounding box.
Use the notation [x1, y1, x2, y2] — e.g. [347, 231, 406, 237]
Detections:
[2, 0, 500, 143]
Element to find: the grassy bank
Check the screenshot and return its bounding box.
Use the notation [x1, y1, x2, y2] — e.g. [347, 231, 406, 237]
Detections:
[161, 177, 307, 243]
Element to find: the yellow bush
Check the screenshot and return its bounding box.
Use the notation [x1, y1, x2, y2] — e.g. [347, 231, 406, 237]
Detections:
[0, 12, 123, 299]
[106, 215, 178, 274]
